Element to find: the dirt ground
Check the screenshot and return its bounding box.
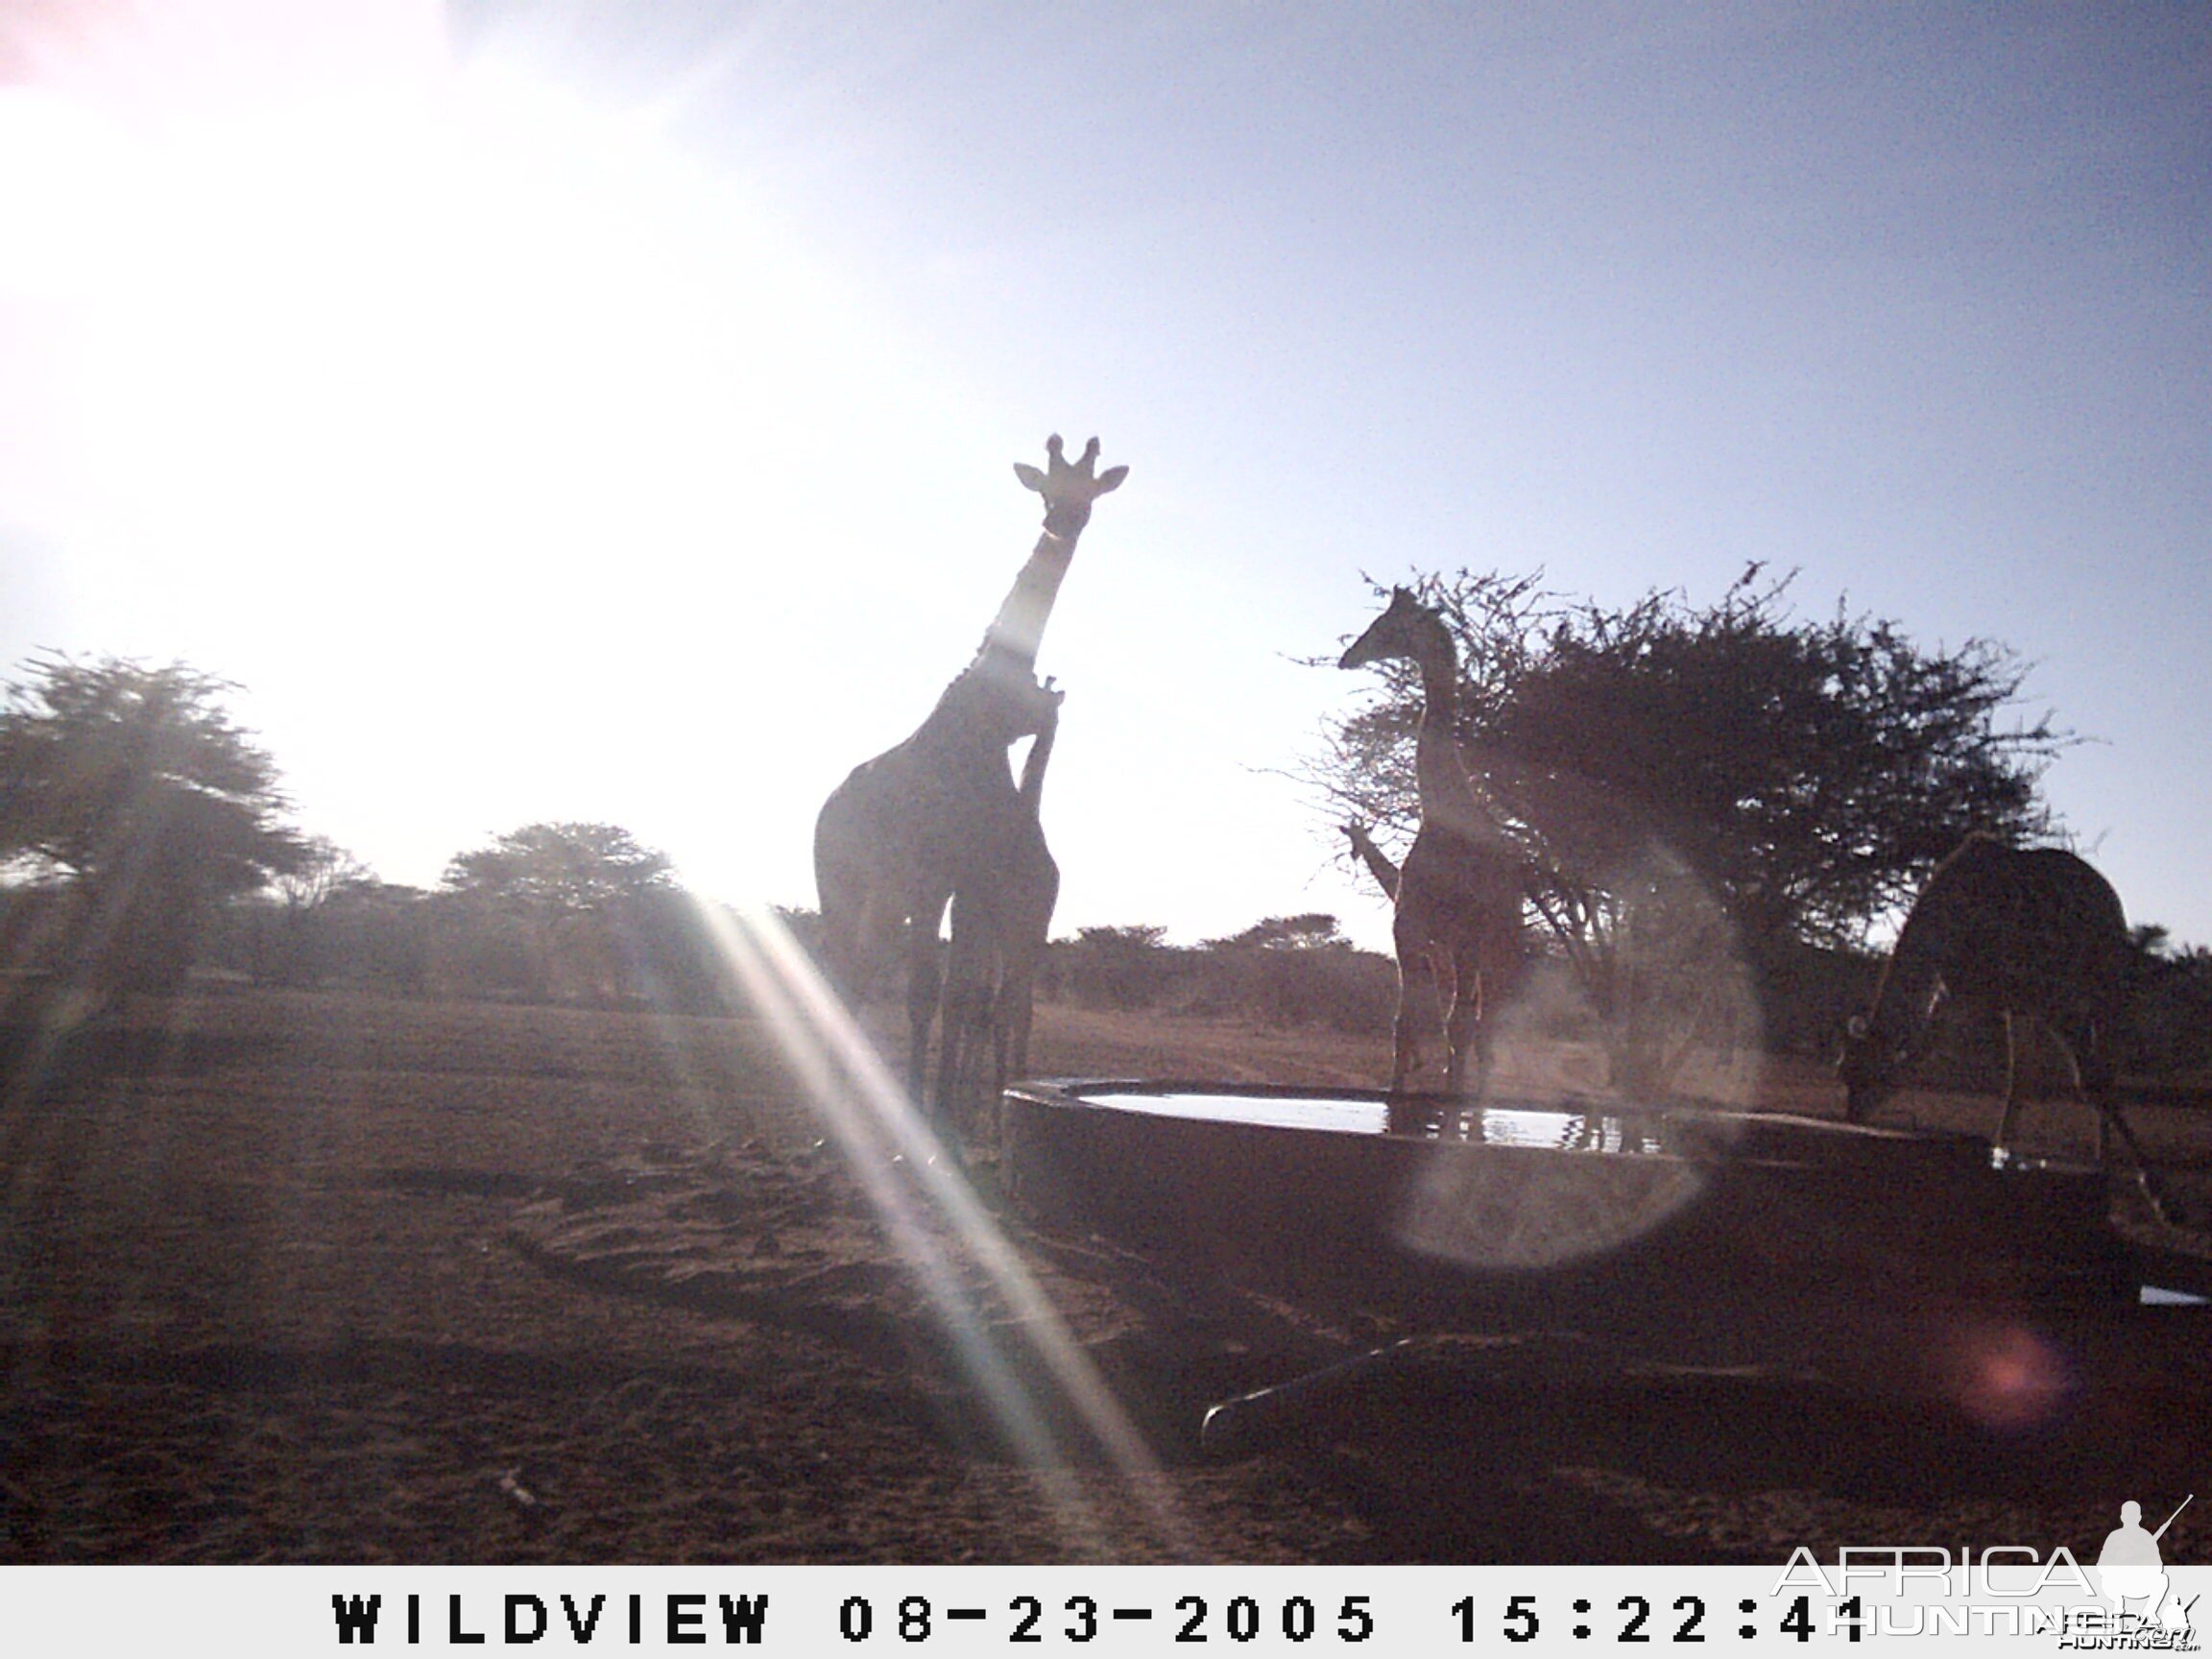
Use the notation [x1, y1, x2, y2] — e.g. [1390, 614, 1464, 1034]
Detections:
[1, 986, 2207, 1565]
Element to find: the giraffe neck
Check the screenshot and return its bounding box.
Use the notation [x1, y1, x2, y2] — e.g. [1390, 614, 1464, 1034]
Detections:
[980, 525, 1080, 669]
[911, 656, 1031, 779]
[1347, 827, 1401, 897]
[1018, 717, 1057, 814]
[1864, 897, 1951, 1054]
[1411, 642, 1487, 835]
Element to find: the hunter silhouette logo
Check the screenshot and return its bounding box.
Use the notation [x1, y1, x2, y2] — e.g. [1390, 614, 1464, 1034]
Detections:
[1772, 1491, 2202, 1644]
[2097, 1495, 2195, 1635]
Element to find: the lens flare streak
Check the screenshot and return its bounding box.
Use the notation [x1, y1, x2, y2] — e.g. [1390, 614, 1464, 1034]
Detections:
[702, 899, 1191, 1559]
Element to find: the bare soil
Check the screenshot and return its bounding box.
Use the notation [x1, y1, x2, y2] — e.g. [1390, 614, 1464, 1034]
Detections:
[1, 987, 2207, 1565]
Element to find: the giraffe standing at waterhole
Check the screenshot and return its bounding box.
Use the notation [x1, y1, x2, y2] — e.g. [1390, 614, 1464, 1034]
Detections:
[1338, 589, 1527, 1096]
[813, 436, 1124, 1110]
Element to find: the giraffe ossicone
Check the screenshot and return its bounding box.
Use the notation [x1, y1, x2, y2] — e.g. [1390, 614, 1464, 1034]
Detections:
[1013, 433, 1129, 533]
[983, 435, 1128, 669]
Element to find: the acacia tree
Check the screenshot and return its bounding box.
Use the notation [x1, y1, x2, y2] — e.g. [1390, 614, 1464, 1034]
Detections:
[1201, 914, 1353, 951]
[0, 655, 305, 998]
[272, 835, 374, 914]
[1049, 924, 1175, 1011]
[443, 822, 674, 912]
[255, 835, 380, 987]
[1314, 570, 2069, 1087]
[441, 822, 680, 1002]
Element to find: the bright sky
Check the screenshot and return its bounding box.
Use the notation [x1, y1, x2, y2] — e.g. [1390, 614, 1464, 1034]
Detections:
[1, 2, 2206, 953]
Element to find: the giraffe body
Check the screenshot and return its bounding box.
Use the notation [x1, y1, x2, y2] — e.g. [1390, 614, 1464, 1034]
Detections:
[814, 653, 1061, 1087]
[1339, 589, 1526, 1095]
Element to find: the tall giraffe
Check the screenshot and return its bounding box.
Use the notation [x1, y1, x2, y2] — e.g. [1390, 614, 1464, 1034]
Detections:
[1339, 589, 1526, 1095]
[939, 679, 1063, 1121]
[813, 436, 1123, 1103]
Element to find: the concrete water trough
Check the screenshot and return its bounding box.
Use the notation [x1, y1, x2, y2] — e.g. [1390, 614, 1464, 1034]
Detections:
[998, 1079, 2143, 1337]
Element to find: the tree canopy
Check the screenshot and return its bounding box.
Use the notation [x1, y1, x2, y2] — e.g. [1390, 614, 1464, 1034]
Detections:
[442, 822, 676, 913]
[0, 654, 304, 994]
[1316, 570, 2071, 1090]
[1202, 913, 1354, 951]
[1318, 569, 2066, 953]
[439, 823, 691, 1007]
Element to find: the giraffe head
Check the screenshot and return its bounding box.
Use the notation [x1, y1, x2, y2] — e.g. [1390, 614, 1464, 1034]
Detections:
[956, 651, 1066, 746]
[1015, 434, 1127, 540]
[1338, 587, 1452, 671]
[1835, 1013, 1905, 1120]
[1021, 672, 1066, 742]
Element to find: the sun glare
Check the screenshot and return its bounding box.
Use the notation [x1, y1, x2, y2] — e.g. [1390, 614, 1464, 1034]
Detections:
[0, 13, 967, 899]
[6, 14, 1178, 1547]
[3, 46, 830, 585]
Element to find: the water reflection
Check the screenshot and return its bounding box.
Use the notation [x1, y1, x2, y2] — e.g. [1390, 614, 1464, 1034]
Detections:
[1071, 1088, 1727, 1270]
[1081, 1090, 1726, 1162]
[1082, 1091, 1386, 1135]
[1382, 1098, 1673, 1157]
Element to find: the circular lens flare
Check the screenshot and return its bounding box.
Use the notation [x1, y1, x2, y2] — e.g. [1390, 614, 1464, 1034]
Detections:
[1939, 1320, 2074, 1431]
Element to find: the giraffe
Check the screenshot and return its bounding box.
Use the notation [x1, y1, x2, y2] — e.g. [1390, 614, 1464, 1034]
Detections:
[812, 435, 1124, 1106]
[938, 679, 1063, 1123]
[1838, 832, 2138, 1160]
[1338, 588, 1526, 1095]
[1341, 822, 1402, 899]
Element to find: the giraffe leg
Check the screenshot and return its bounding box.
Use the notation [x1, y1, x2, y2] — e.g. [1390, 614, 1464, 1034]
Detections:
[1470, 974, 1495, 1098]
[2090, 1062, 2111, 1168]
[994, 975, 1036, 1098]
[2054, 1015, 2130, 1172]
[1445, 948, 1488, 1099]
[1389, 953, 1431, 1094]
[1994, 1010, 2025, 1150]
[990, 998, 1014, 1107]
[820, 887, 887, 1008]
[2044, 1019, 2095, 1162]
[2056, 1011, 2175, 1219]
[906, 902, 949, 1106]
[938, 975, 991, 1125]
[2092, 1094, 2173, 1223]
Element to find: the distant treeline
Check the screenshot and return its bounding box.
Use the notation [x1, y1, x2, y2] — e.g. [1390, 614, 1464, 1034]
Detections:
[1028, 921, 1875, 1060]
[7, 880, 2208, 1084]
[0, 876, 729, 1014]
[789, 913, 2212, 1084]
